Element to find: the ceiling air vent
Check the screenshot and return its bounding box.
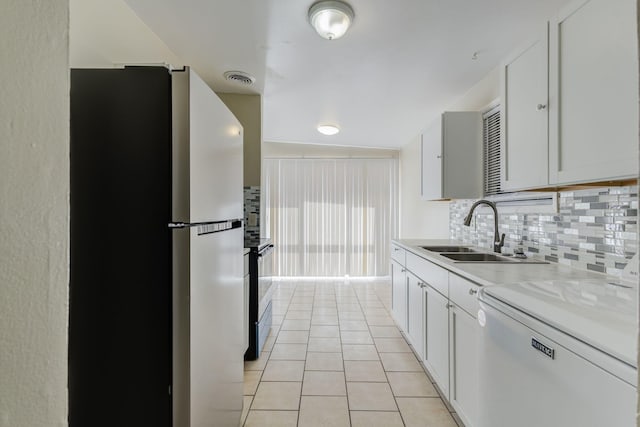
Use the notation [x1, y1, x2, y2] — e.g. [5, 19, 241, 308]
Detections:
[223, 71, 255, 86]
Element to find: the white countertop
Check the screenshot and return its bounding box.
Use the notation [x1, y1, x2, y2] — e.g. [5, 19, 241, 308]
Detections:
[393, 238, 638, 367]
[393, 239, 608, 287]
[484, 279, 637, 367]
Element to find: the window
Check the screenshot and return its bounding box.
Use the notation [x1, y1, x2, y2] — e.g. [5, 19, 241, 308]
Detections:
[264, 158, 398, 277]
[483, 105, 501, 196]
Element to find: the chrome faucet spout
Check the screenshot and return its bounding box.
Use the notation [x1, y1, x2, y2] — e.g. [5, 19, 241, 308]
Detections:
[462, 199, 505, 253]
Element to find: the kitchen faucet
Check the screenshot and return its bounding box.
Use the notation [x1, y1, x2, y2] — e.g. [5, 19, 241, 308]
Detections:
[463, 199, 505, 253]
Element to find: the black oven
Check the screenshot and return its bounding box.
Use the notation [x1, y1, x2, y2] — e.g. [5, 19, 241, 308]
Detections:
[245, 239, 274, 360]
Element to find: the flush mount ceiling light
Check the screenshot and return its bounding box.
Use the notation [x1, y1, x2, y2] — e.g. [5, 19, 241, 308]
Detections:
[308, 0, 355, 40]
[317, 124, 340, 135]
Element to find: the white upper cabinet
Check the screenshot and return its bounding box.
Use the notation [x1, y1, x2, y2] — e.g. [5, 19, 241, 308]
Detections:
[501, 26, 549, 191]
[548, 0, 638, 184]
[421, 112, 483, 200]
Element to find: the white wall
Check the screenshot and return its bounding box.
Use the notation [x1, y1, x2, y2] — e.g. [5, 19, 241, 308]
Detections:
[399, 135, 450, 238]
[0, 2, 184, 425]
[264, 141, 398, 159]
[70, 0, 182, 68]
[446, 66, 501, 112]
[399, 67, 500, 238]
[0, 1, 69, 426]
[218, 94, 263, 186]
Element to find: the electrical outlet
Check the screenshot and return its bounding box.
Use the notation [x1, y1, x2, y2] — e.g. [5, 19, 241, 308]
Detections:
[248, 213, 258, 227]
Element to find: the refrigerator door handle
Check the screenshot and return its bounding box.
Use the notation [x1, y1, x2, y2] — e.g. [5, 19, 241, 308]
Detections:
[169, 219, 243, 234]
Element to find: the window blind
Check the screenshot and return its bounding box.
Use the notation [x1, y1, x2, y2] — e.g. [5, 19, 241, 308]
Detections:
[483, 106, 501, 196]
[263, 158, 399, 277]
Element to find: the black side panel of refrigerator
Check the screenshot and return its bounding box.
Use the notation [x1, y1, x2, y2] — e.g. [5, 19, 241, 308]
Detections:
[69, 67, 172, 427]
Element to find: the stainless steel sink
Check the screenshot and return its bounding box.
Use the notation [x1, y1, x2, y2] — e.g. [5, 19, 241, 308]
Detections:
[440, 252, 548, 264]
[441, 253, 511, 262]
[421, 246, 477, 253]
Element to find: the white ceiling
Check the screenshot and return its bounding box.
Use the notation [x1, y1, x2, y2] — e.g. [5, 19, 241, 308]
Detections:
[125, 0, 570, 149]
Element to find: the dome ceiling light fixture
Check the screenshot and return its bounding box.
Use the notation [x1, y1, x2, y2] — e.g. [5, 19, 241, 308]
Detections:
[308, 0, 355, 40]
[317, 124, 340, 135]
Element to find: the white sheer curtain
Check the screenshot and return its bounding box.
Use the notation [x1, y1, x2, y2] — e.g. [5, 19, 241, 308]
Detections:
[264, 158, 398, 277]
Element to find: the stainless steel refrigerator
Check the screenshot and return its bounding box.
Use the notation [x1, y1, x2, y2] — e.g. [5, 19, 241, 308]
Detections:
[69, 66, 244, 427]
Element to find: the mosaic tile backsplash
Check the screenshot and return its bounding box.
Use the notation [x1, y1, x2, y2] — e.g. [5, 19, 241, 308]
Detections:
[450, 185, 638, 276]
[244, 186, 260, 243]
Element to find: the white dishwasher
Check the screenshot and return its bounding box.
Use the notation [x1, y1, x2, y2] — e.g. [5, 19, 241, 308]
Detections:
[477, 278, 637, 427]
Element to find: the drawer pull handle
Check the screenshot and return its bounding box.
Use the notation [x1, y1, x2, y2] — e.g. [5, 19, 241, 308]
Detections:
[401, 268, 406, 272]
[446, 303, 454, 309]
[468, 289, 478, 295]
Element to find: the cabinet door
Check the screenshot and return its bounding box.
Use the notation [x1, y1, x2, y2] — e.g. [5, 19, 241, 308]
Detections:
[391, 260, 408, 332]
[421, 120, 443, 200]
[391, 243, 406, 264]
[502, 27, 549, 191]
[424, 286, 449, 398]
[449, 305, 479, 427]
[421, 113, 482, 200]
[406, 273, 425, 360]
[442, 112, 483, 199]
[549, 0, 638, 184]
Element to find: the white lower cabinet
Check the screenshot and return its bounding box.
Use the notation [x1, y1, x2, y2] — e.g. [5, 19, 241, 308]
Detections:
[407, 272, 425, 360]
[393, 243, 481, 427]
[449, 304, 479, 427]
[391, 259, 408, 332]
[424, 286, 450, 398]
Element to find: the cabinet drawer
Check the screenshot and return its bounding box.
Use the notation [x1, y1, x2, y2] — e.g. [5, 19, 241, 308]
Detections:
[391, 243, 406, 264]
[449, 274, 480, 318]
[406, 252, 448, 297]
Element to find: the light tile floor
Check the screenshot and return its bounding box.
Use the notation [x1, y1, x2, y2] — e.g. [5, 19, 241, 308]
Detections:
[242, 278, 462, 427]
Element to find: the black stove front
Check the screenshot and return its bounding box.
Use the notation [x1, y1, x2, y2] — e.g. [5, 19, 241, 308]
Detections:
[245, 240, 274, 360]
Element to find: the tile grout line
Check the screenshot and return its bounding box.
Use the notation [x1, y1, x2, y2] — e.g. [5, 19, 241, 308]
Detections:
[295, 280, 303, 427]
[247, 280, 296, 425]
[246, 279, 459, 426]
[336, 281, 353, 427]
[356, 282, 406, 426]
[391, 285, 461, 426]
